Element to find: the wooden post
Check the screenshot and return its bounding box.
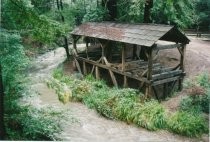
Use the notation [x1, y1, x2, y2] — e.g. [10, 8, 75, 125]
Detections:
[123, 76, 128, 87]
[163, 83, 168, 99]
[0, 64, 5, 140]
[145, 47, 153, 98]
[122, 44, 125, 72]
[101, 44, 105, 64]
[72, 36, 82, 74]
[109, 70, 118, 87]
[95, 66, 100, 80]
[178, 44, 186, 90]
[122, 44, 128, 88]
[83, 61, 87, 75]
[85, 40, 89, 59]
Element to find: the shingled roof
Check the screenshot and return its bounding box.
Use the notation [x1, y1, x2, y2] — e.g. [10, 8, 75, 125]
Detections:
[71, 22, 190, 47]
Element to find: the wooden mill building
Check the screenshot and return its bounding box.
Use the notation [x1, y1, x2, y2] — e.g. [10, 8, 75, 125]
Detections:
[71, 22, 190, 99]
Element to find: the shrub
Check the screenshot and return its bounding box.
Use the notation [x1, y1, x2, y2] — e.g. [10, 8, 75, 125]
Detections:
[167, 111, 208, 137]
[197, 73, 210, 89]
[132, 100, 166, 130]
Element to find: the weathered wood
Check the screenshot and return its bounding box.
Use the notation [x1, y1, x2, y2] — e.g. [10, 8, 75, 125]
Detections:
[85, 41, 89, 58]
[91, 65, 95, 74]
[95, 66, 100, 79]
[163, 83, 168, 99]
[122, 44, 125, 72]
[179, 45, 186, 90]
[109, 70, 118, 86]
[75, 59, 82, 74]
[77, 57, 150, 83]
[152, 76, 181, 86]
[152, 70, 182, 80]
[146, 48, 153, 97]
[177, 47, 183, 56]
[83, 61, 87, 75]
[156, 43, 182, 50]
[152, 86, 159, 100]
[72, 35, 80, 55]
[123, 76, 128, 87]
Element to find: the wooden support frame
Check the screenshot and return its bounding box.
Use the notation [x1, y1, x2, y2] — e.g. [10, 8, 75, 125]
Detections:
[72, 33, 188, 100]
[178, 44, 186, 90]
[145, 47, 153, 98]
[156, 43, 182, 50]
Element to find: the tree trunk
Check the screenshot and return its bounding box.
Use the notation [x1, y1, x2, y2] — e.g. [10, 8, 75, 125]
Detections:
[141, 0, 153, 60]
[143, 0, 153, 23]
[102, 0, 117, 21]
[0, 64, 5, 140]
[56, 0, 71, 59]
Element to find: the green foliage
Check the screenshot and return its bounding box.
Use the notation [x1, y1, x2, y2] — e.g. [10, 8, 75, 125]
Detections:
[83, 6, 109, 22]
[49, 69, 209, 137]
[1, 0, 68, 44]
[181, 73, 210, 113]
[151, 0, 196, 28]
[167, 111, 208, 137]
[4, 96, 65, 140]
[180, 92, 210, 114]
[117, 0, 144, 23]
[0, 31, 29, 94]
[194, 0, 210, 30]
[0, 31, 64, 140]
[197, 73, 210, 89]
[132, 100, 166, 130]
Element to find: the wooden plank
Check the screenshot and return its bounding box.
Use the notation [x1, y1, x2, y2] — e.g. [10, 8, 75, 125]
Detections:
[76, 57, 150, 83]
[109, 70, 118, 87]
[156, 43, 182, 50]
[75, 59, 82, 74]
[152, 70, 182, 80]
[152, 76, 181, 86]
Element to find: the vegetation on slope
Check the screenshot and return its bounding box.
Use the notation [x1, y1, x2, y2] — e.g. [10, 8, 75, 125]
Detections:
[47, 68, 209, 137]
[0, 31, 66, 140]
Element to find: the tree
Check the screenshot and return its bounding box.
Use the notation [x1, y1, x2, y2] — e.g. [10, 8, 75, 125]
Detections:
[56, 0, 70, 59]
[151, 0, 196, 28]
[144, 0, 153, 23]
[102, 0, 117, 20]
[0, 64, 5, 140]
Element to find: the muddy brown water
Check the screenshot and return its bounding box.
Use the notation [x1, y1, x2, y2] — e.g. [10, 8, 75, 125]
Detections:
[28, 45, 203, 141]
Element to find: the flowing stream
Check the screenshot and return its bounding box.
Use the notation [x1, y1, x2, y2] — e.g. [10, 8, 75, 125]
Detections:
[27, 47, 200, 142]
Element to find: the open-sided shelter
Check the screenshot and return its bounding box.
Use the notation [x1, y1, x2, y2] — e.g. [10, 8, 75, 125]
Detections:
[71, 22, 190, 99]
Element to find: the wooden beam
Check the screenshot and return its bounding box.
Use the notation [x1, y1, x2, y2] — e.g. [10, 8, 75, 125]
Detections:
[85, 41, 89, 59]
[156, 43, 182, 50]
[95, 66, 100, 80]
[179, 44, 186, 90]
[123, 76, 128, 87]
[76, 57, 150, 83]
[109, 70, 118, 87]
[152, 76, 181, 86]
[145, 48, 153, 97]
[152, 86, 159, 101]
[83, 61, 87, 75]
[74, 59, 82, 74]
[122, 44, 125, 72]
[152, 70, 182, 80]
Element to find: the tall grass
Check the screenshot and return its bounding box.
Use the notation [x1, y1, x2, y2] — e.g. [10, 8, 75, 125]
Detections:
[48, 69, 209, 137]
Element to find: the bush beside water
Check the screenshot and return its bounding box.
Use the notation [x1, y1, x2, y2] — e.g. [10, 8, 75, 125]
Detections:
[47, 69, 209, 137]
